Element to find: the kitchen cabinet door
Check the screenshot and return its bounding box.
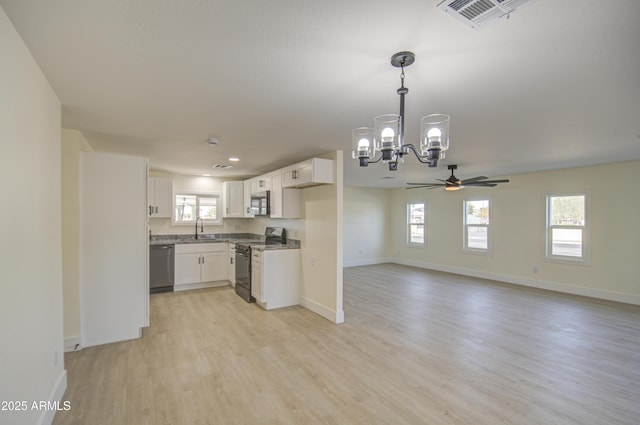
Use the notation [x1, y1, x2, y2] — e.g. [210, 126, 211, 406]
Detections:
[254, 249, 300, 310]
[269, 170, 301, 219]
[201, 251, 227, 282]
[251, 253, 264, 303]
[228, 243, 236, 285]
[174, 252, 202, 286]
[282, 158, 334, 188]
[148, 177, 172, 218]
[243, 180, 254, 217]
[223, 181, 244, 218]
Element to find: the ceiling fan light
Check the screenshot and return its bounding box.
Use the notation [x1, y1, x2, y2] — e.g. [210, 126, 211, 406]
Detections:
[445, 185, 461, 191]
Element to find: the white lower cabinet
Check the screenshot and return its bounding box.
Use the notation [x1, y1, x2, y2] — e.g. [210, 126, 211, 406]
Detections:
[251, 249, 301, 310]
[174, 243, 227, 291]
[228, 243, 236, 286]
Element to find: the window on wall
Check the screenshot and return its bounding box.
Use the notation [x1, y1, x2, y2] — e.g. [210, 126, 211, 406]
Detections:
[174, 193, 222, 225]
[546, 194, 588, 262]
[464, 199, 490, 252]
[407, 202, 425, 246]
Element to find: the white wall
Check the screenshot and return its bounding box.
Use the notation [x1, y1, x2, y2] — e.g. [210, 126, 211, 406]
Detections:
[61, 129, 93, 350]
[0, 6, 66, 425]
[299, 151, 344, 323]
[343, 187, 392, 267]
[389, 161, 640, 304]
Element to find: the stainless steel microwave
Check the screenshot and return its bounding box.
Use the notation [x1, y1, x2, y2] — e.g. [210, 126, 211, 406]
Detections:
[250, 191, 270, 216]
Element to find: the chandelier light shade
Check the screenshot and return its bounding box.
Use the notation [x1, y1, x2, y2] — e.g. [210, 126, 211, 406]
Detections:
[352, 51, 450, 170]
[374, 114, 401, 160]
[351, 127, 375, 166]
[420, 113, 450, 160]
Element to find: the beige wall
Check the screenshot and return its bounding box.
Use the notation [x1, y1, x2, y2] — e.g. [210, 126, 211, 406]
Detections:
[389, 161, 640, 303]
[0, 6, 66, 425]
[61, 129, 93, 347]
[343, 187, 392, 266]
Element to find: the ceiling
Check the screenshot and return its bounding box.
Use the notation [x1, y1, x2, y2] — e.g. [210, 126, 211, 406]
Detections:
[2, 0, 639, 187]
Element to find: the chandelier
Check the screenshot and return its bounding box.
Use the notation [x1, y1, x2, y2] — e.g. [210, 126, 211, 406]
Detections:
[352, 51, 450, 171]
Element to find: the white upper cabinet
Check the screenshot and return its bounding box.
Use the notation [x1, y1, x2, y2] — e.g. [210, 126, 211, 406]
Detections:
[269, 170, 301, 219]
[250, 175, 272, 194]
[243, 180, 254, 217]
[147, 177, 172, 218]
[282, 158, 334, 188]
[222, 181, 244, 218]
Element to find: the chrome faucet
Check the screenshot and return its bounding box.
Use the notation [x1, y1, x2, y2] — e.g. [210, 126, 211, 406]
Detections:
[195, 217, 204, 239]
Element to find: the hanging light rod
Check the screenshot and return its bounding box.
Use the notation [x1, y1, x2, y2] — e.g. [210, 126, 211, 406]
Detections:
[352, 51, 450, 171]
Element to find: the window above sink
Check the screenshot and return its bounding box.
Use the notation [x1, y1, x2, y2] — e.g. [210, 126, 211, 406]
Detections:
[173, 192, 222, 226]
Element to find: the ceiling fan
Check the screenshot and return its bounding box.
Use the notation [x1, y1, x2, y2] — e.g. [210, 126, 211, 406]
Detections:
[407, 164, 510, 191]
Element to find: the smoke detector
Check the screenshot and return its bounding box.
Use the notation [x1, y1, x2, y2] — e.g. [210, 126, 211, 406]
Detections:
[207, 137, 220, 146]
[437, 0, 535, 30]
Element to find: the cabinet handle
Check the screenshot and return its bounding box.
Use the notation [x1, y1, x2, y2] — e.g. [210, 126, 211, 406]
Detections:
[148, 206, 153, 216]
[230, 257, 234, 264]
[155, 206, 159, 214]
[292, 170, 297, 180]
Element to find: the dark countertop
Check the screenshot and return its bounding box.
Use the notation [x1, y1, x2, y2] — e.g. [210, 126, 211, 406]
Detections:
[150, 233, 300, 250]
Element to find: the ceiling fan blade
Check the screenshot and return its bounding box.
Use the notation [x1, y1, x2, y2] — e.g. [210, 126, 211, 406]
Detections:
[465, 183, 498, 187]
[406, 185, 443, 190]
[460, 176, 488, 184]
[472, 179, 510, 184]
[406, 182, 442, 186]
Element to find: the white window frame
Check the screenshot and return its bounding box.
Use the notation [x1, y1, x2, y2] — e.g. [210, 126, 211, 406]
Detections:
[463, 198, 491, 255]
[545, 193, 590, 265]
[407, 201, 426, 247]
[172, 191, 223, 226]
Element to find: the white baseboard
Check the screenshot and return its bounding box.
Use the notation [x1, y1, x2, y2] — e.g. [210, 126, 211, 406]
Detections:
[300, 296, 344, 324]
[392, 258, 640, 305]
[64, 336, 82, 352]
[173, 281, 230, 292]
[37, 369, 67, 425]
[343, 257, 392, 268]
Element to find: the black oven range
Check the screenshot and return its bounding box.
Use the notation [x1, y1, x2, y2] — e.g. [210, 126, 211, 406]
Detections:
[234, 227, 286, 302]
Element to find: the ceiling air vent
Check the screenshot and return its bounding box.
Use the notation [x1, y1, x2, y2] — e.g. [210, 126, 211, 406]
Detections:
[212, 164, 232, 169]
[437, 0, 534, 30]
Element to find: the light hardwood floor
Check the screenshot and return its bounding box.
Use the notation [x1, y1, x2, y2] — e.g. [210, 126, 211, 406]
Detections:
[53, 264, 640, 425]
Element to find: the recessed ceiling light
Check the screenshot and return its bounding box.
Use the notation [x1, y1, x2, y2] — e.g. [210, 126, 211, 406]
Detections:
[229, 157, 240, 162]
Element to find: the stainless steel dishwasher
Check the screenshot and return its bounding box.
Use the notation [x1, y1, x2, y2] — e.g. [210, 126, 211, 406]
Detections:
[150, 244, 174, 293]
